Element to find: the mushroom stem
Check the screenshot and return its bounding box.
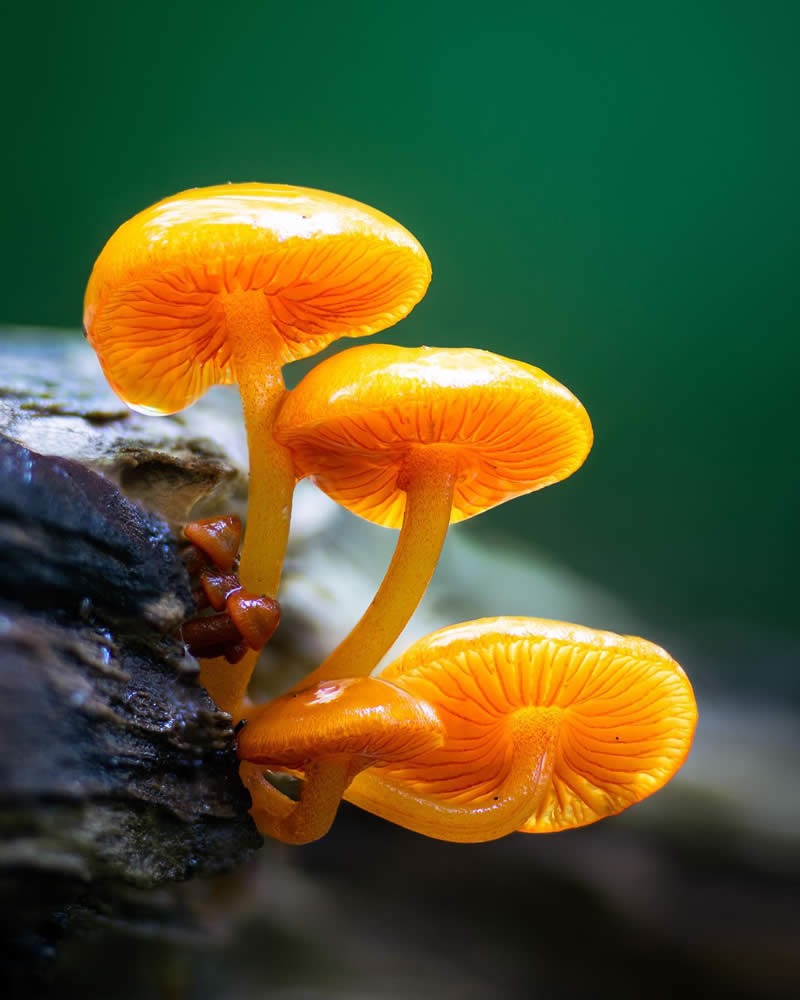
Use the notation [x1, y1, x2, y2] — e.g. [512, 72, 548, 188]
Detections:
[240, 757, 354, 845]
[198, 652, 250, 715]
[224, 291, 296, 600]
[349, 718, 558, 843]
[197, 293, 296, 718]
[297, 451, 457, 688]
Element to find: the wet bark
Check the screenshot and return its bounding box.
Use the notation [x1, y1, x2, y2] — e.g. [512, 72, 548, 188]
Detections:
[0, 337, 260, 986]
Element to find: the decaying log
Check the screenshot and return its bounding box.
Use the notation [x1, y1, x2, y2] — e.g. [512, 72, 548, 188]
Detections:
[0, 432, 259, 985]
[0, 328, 247, 523]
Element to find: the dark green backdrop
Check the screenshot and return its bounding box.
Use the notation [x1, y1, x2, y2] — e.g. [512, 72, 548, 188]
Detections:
[4, 2, 798, 665]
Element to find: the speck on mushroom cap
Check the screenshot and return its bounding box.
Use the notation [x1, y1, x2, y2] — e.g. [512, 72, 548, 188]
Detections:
[274, 344, 593, 527]
[84, 184, 431, 415]
[236, 676, 444, 770]
[344, 617, 697, 833]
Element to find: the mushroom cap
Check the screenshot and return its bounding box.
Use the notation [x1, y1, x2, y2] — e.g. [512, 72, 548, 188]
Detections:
[84, 184, 431, 415]
[237, 677, 444, 770]
[274, 344, 593, 527]
[344, 617, 697, 834]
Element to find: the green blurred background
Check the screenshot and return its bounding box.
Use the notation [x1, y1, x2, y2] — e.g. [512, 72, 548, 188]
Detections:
[3, 1, 798, 676]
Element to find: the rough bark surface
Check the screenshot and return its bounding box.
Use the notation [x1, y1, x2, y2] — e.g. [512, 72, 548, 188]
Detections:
[0, 374, 260, 986]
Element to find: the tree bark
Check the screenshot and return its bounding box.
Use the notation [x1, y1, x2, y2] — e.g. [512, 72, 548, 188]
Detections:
[0, 332, 260, 986]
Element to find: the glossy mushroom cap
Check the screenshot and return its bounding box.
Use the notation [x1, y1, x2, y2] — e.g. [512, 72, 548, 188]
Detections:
[84, 184, 431, 416]
[237, 677, 444, 771]
[274, 344, 593, 527]
[344, 617, 697, 840]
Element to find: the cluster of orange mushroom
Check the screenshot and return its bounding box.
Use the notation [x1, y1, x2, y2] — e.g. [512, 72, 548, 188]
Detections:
[84, 183, 697, 845]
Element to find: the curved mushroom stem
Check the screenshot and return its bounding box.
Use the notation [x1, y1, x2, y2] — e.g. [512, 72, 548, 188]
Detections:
[348, 718, 558, 843]
[239, 757, 355, 845]
[296, 450, 457, 689]
[200, 292, 296, 718]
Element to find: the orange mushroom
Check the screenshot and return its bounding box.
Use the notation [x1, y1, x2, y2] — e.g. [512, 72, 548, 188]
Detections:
[342, 617, 697, 842]
[237, 677, 444, 844]
[84, 184, 430, 715]
[274, 345, 593, 686]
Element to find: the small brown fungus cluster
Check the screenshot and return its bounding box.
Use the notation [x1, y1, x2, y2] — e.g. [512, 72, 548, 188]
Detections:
[85, 183, 697, 845]
[181, 515, 280, 664]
